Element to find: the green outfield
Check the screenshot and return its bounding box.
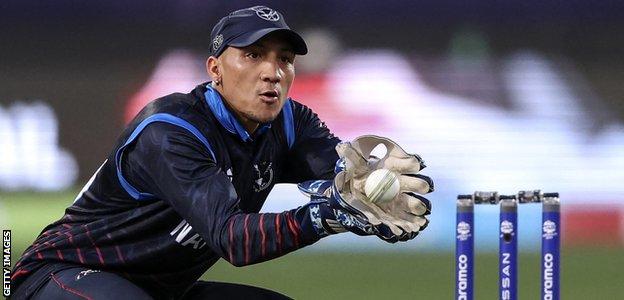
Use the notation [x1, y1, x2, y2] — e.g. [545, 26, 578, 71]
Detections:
[2, 191, 622, 299]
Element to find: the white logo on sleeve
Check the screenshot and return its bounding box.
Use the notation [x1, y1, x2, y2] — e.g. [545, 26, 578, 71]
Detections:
[75, 269, 101, 281]
[170, 220, 207, 250]
[226, 168, 233, 182]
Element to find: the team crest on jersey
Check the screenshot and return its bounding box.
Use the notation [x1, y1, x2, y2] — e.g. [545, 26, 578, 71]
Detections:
[251, 6, 280, 21]
[253, 161, 273, 192]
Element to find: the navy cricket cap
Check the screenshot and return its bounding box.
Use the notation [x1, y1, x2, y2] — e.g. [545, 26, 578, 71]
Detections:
[209, 6, 308, 57]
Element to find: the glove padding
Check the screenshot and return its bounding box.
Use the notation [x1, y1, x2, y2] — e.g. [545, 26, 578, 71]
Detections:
[333, 135, 433, 240]
[298, 180, 415, 242]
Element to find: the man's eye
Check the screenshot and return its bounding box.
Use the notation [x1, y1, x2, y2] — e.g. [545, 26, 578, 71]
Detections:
[247, 52, 260, 59]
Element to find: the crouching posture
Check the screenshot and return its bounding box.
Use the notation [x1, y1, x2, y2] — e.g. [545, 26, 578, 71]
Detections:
[11, 6, 433, 300]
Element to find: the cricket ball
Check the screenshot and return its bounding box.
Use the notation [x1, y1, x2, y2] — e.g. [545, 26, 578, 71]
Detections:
[364, 169, 400, 204]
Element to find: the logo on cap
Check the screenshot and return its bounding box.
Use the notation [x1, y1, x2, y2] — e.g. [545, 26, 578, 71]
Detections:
[251, 6, 280, 21]
[212, 34, 224, 52]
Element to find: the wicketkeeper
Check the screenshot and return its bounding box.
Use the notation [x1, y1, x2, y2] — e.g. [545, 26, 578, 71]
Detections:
[12, 5, 433, 299]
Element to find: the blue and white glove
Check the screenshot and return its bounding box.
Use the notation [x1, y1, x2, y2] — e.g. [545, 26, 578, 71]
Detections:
[298, 135, 433, 243]
[297, 180, 383, 239]
[332, 135, 433, 241]
[297, 179, 425, 243]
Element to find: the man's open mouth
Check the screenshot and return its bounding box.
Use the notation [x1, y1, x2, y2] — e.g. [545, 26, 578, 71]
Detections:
[259, 90, 279, 103]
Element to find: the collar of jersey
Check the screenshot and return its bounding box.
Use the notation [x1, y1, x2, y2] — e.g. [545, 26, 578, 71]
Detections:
[204, 84, 271, 142]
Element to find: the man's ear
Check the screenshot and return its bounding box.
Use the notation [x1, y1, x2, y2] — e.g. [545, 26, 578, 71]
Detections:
[206, 56, 221, 83]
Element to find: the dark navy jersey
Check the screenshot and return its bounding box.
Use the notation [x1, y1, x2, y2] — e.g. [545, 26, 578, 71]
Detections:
[12, 83, 340, 299]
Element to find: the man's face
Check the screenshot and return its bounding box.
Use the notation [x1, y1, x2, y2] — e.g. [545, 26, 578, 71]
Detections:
[214, 33, 296, 127]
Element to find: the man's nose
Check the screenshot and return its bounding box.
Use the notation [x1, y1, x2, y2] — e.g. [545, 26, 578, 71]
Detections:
[260, 60, 283, 83]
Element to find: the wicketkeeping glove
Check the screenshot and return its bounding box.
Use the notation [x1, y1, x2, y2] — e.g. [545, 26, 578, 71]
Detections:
[298, 135, 433, 243]
[298, 180, 395, 240]
[333, 135, 433, 242]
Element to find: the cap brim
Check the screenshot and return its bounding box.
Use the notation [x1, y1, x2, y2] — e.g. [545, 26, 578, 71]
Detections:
[228, 28, 308, 55]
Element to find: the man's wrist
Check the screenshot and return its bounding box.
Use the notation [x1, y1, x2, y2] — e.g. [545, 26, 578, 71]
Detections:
[295, 201, 345, 240]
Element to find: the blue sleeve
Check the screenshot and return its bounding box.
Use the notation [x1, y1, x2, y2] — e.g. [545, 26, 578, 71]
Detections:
[280, 102, 341, 183]
[121, 122, 324, 266]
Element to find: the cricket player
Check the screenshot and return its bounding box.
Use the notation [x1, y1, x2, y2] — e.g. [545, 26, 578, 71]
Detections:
[11, 6, 433, 300]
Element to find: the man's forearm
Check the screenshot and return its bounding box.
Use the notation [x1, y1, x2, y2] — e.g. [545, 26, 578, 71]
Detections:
[216, 206, 322, 267]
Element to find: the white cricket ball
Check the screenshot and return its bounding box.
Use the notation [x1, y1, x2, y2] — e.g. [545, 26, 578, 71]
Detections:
[364, 169, 400, 204]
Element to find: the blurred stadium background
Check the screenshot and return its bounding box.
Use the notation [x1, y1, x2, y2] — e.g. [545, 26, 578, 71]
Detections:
[1, 1, 623, 299]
